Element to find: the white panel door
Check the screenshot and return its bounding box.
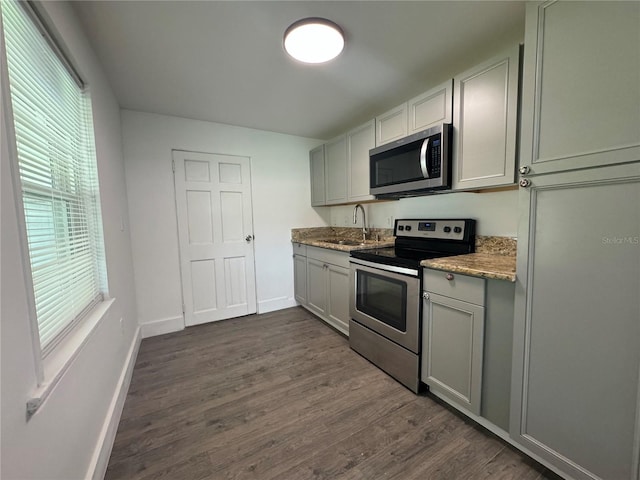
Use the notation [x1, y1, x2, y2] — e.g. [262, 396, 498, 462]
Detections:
[174, 151, 256, 327]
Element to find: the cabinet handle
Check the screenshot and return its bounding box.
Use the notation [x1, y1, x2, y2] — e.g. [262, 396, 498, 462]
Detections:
[519, 178, 531, 188]
[422, 292, 430, 301]
[419, 138, 430, 178]
[446, 273, 454, 281]
[519, 166, 530, 175]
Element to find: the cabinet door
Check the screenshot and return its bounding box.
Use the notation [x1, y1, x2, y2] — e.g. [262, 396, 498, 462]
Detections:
[347, 120, 375, 203]
[519, 2, 640, 176]
[422, 292, 485, 415]
[407, 80, 453, 134]
[309, 144, 325, 206]
[327, 264, 349, 335]
[511, 163, 640, 480]
[306, 258, 327, 317]
[452, 45, 519, 190]
[293, 254, 307, 305]
[375, 103, 407, 146]
[324, 134, 348, 204]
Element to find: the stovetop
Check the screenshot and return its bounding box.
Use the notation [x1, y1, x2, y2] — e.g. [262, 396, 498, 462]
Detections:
[350, 246, 457, 270]
[350, 218, 476, 271]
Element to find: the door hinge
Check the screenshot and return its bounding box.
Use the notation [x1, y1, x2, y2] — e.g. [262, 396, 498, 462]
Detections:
[172, 159, 176, 172]
[182, 303, 185, 314]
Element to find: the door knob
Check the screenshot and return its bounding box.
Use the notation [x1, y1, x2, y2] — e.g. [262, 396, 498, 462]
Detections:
[245, 235, 254, 242]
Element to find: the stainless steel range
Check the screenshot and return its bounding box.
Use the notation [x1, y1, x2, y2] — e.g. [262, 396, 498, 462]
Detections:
[349, 218, 476, 392]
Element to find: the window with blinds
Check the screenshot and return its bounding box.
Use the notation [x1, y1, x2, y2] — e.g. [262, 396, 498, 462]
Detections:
[2, 0, 107, 356]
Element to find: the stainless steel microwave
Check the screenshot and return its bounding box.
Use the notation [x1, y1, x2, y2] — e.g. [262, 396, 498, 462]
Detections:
[369, 123, 451, 198]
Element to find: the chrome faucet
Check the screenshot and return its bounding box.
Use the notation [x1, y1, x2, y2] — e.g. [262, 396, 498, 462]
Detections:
[353, 204, 368, 242]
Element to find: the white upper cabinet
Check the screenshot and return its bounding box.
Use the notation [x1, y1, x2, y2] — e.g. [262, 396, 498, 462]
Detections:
[407, 80, 453, 134]
[519, 1, 640, 175]
[347, 120, 375, 202]
[375, 103, 407, 147]
[309, 144, 325, 207]
[452, 45, 520, 191]
[376, 80, 454, 147]
[324, 134, 348, 205]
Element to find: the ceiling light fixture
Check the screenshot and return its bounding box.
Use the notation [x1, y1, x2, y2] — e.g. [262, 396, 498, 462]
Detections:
[283, 18, 344, 64]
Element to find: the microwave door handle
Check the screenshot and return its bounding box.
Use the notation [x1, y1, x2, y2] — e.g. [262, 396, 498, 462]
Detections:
[420, 138, 430, 178]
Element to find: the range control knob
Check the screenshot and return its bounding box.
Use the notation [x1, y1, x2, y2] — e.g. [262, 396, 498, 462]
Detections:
[454, 226, 462, 233]
[443, 226, 451, 233]
[405, 225, 412, 231]
[398, 225, 404, 231]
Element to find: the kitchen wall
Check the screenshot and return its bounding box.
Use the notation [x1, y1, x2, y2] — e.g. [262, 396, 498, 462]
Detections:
[1, 2, 138, 479]
[329, 189, 519, 237]
[121, 110, 327, 337]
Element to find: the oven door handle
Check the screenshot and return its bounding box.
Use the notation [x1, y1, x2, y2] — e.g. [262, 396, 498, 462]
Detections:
[349, 257, 419, 277]
[420, 137, 430, 179]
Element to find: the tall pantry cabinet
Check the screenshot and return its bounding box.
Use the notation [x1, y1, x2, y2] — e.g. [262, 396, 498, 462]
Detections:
[511, 2, 640, 480]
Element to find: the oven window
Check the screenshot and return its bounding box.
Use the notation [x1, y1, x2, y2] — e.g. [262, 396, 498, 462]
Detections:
[356, 270, 407, 332]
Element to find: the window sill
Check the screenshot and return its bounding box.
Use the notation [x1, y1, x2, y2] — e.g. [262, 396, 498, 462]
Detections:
[27, 298, 115, 419]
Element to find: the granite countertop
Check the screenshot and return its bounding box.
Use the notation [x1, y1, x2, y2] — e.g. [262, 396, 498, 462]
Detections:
[292, 227, 517, 280]
[421, 235, 517, 282]
[421, 253, 517, 282]
[291, 226, 394, 252]
[294, 237, 395, 252]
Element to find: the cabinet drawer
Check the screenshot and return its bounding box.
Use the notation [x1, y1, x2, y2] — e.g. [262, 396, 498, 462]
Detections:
[306, 245, 349, 269]
[423, 269, 485, 306]
[292, 242, 307, 256]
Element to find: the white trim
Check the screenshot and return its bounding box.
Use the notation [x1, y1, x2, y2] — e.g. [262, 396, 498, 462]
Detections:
[140, 315, 184, 339]
[27, 299, 115, 418]
[257, 296, 297, 314]
[87, 326, 142, 480]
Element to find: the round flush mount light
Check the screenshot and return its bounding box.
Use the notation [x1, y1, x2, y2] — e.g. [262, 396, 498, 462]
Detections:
[284, 18, 345, 64]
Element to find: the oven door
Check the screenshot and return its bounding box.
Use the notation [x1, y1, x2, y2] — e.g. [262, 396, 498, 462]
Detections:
[349, 258, 420, 353]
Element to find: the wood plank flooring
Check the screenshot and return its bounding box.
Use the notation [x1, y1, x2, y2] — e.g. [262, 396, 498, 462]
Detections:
[105, 307, 561, 480]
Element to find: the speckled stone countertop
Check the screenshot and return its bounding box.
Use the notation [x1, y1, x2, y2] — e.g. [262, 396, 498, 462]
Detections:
[291, 227, 394, 252]
[421, 236, 517, 282]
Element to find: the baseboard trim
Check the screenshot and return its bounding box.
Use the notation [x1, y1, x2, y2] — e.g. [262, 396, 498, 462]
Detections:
[87, 326, 141, 480]
[257, 296, 297, 314]
[140, 315, 184, 339]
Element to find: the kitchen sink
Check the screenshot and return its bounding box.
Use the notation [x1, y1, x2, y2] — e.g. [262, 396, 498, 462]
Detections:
[322, 239, 366, 246]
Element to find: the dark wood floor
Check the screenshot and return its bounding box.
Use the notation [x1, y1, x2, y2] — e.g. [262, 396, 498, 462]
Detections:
[106, 307, 560, 480]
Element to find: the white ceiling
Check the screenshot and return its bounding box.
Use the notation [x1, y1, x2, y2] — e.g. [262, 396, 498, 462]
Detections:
[72, 1, 525, 140]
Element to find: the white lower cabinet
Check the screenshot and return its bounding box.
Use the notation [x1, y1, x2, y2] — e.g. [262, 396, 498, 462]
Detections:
[306, 258, 328, 317]
[293, 254, 307, 305]
[511, 163, 640, 480]
[294, 245, 350, 336]
[422, 269, 486, 415]
[326, 264, 350, 333]
[421, 269, 515, 432]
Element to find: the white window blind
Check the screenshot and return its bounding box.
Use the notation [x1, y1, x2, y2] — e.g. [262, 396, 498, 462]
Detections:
[2, 0, 107, 355]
